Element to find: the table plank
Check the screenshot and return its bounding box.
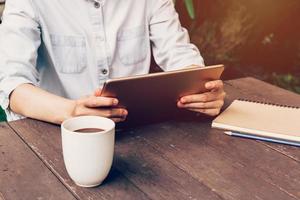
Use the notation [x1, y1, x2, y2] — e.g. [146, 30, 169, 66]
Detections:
[0, 122, 76, 200]
[114, 133, 224, 200]
[0, 192, 5, 200]
[7, 120, 150, 200]
[6, 77, 300, 200]
[123, 121, 300, 200]
[8, 118, 224, 200]
[116, 78, 300, 200]
[226, 77, 300, 107]
[227, 77, 300, 162]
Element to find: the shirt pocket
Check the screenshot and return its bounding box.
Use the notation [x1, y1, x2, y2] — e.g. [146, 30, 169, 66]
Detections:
[117, 25, 147, 65]
[50, 34, 87, 74]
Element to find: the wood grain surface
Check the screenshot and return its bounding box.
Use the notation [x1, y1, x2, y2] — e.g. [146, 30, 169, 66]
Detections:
[8, 119, 150, 200]
[0, 123, 76, 200]
[4, 77, 300, 200]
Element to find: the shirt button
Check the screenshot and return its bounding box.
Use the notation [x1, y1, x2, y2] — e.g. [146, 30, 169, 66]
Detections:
[94, 2, 100, 8]
[101, 69, 108, 75]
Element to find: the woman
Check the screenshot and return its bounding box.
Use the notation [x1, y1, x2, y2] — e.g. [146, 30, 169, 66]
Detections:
[0, 0, 225, 124]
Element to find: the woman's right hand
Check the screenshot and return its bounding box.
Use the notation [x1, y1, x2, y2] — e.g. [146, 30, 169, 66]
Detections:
[71, 95, 128, 123]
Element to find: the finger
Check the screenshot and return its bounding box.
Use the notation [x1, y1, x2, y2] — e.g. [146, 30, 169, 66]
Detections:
[94, 88, 102, 96]
[180, 91, 225, 104]
[178, 100, 224, 109]
[100, 108, 128, 118]
[84, 96, 119, 108]
[111, 117, 127, 123]
[74, 107, 128, 118]
[205, 80, 224, 91]
[187, 108, 221, 117]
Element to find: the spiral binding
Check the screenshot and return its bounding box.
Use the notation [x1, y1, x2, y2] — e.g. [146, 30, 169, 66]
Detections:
[237, 98, 300, 109]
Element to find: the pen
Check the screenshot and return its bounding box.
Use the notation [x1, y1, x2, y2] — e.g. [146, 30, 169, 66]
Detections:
[224, 131, 300, 147]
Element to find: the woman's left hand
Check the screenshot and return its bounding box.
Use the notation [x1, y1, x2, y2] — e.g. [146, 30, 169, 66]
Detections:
[177, 80, 226, 116]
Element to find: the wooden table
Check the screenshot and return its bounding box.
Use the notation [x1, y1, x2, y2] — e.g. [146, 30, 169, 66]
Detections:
[1, 77, 300, 200]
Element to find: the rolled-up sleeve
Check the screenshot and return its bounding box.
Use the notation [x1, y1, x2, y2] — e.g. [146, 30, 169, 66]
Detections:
[149, 0, 204, 71]
[0, 0, 40, 120]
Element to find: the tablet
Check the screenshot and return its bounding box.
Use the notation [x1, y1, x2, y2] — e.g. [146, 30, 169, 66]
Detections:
[100, 64, 224, 126]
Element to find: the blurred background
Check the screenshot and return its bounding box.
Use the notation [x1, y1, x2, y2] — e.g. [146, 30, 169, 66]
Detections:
[176, 0, 300, 94]
[0, 0, 299, 120]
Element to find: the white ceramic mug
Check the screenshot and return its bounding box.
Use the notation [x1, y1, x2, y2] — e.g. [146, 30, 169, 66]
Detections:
[61, 116, 115, 187]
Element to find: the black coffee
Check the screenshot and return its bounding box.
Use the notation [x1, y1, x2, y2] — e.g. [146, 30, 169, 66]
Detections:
[74, 128, 105, 133]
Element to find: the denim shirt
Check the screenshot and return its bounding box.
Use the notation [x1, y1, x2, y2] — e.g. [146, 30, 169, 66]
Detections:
[0, 0, 204, 121]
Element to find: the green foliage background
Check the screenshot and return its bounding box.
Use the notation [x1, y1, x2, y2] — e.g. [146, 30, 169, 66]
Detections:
[0, 107, 6, 121]
[176, 0, 300, 95]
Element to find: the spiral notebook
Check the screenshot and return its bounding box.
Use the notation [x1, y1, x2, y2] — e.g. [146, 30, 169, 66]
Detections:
[212, 99, 300, 143]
